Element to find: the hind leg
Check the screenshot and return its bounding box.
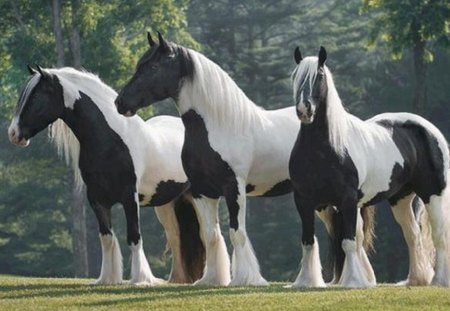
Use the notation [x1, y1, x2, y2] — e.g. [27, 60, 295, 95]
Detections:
[226, 178, 268, 286]
[355, 208, 376, 286]
[391, 194, 433, 286]
[315, 207, 340, 284]
[154, 202, 189, 283]
[192, 196, 230, 286]
[425, 194, 450, 286]
[88, 193, 123, 285]
[124, 193, 165, 286]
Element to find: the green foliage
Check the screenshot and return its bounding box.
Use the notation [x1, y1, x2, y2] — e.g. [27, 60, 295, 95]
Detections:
[364, 0, 450, 61]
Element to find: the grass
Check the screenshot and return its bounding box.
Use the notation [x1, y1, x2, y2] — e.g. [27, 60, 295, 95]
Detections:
[0, 275, 449, 311]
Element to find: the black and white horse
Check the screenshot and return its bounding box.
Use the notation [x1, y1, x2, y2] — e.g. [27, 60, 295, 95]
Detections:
[114, 33, 374, 286]
[8, 66, 205, 285]
[289, 46, 450, 288]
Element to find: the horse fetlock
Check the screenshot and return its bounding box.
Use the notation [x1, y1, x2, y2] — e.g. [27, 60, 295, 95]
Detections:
[230, 228, 246, 247]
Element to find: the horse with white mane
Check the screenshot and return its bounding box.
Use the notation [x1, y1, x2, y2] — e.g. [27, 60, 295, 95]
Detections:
[289, 46, 450, 288]
[8, 66, 205, 285]
[115, 32, 376, 286]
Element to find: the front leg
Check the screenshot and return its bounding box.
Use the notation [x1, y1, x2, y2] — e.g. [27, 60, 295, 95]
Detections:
[338, 200, 375, 288]
[124, 193, 165, 286]
[192, 196, 231, 286]
[291, 192, 325, 288]
[89, 197, 123, 285]
[226, 178, 268, 286]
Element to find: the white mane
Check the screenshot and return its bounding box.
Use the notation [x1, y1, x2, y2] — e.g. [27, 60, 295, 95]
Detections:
[292, 57, 350, 157]
[179, 49, 268, 133]
[46, 67, 117, 189]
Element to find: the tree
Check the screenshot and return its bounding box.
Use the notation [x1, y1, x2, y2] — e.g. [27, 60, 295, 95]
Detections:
[364, 0, 450, 114]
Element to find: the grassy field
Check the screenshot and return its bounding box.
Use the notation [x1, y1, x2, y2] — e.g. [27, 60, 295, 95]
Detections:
[0, 275, 449, 310]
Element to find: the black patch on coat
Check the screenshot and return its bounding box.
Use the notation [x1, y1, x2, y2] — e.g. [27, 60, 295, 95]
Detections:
[62, 92, 139, 244]
[375, 119, 447, 205]
[181, 109, 240, 229]
[148, 180, 190, 206]
[246, 184, 255, 193]
[260, 179, 293, 197]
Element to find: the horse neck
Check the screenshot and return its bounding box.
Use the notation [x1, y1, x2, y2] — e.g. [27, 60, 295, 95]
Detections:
[60, 97, 122, 153]
[178, 51, 265, 133]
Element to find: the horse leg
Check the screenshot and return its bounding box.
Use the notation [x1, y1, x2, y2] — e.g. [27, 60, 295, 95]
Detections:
[315, 206, 340, 284]
[425, 193, 450, 286]
[291, 192, 325, 288]
[390, 194, 433, 286]
[192, 196, 230, 286]
[338, 200, 374, 288]
[88, 196, 123, 285]
[154, 202, 188, 283]
[226, 178, 268, 286]
[355, 208, 376, 286]
[124, 193, 165, 286]
[318, 206, 375, 285]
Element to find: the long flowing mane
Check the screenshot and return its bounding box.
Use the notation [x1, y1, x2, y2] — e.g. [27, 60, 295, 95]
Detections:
[179, 48, 268, 132]
[292, 57, 351, 156]
[46, 68, 117, 189]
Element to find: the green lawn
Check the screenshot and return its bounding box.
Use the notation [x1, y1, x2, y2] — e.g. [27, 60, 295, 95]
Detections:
[0, 275, 449, 310]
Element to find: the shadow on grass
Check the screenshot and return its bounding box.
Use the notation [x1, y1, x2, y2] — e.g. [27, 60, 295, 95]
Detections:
[0, 280, 349, 301]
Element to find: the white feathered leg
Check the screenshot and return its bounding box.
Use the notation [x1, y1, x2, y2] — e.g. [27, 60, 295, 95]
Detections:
[94, 232, 123, 285]
[426, 193, 450, 287]
[129, 238, 166, 286]
[355, 209, 376, 286]
[291, 236, 326, 288]
[339, 238, 374, 288]
[193, 196, 231, 286]
[392, 194, 433, 286]
[228, 178, 268, 286]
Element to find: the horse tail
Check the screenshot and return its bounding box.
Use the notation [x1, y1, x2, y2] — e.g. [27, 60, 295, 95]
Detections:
[173, 192, 205, 283]
[326, 206, 375, 283]
[361, 205, 376, 254]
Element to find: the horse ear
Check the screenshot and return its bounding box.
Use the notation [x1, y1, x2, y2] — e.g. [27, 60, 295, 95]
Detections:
[294, 46, 302, 64]
[147, 32, 155, 47]
[35, 64, 49, 79]
[27, 64, 36, 75]
[318, 46, 327, 67]
[157, 31, 170, 53]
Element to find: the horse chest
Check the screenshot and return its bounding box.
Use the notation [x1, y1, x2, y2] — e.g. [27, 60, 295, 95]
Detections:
[78, 146, 137, 205]
[289, 135, 359, 206]
[181, 109, 237, 198]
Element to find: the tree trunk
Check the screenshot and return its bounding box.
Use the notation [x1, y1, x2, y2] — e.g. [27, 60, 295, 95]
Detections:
[70, 0, 82, 68]
[51, 0, 65, 66]
[412, 39, 427, 115]
[71, 184, 89, 277]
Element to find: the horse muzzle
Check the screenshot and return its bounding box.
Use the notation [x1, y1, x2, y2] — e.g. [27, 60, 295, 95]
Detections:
[296, 103, 314, 124]
[8, 125, 30, 147]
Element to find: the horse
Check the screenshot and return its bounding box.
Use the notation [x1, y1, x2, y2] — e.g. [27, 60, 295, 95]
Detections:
[8, 66, 205, 285]
[114, 32, 376, 286]
[289, 46, 450, 288]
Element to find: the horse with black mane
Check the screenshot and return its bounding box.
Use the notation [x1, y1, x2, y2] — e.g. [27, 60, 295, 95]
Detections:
[8, 66, 205, 285]
[289, 46, 450, 288]
[114, 32, 376, 286]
